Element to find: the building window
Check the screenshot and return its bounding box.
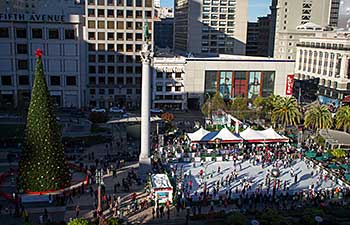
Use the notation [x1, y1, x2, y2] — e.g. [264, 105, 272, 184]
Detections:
[135, 66, 141, 74]
[98, 32, 105, 40]
[108, 77, 115, 84]
[88, 43, 96, 51]
[127, 0, 133, 6]
[90, 89, 96, 95]
[98, 66, 106, 74]
[17, 60, 28, 70]
[107, 32, 114, 40]
[65, 29, 75, 39]
[89, 66, 96, 73]
[89, 55, 96, 62]
[99, 89, 105, 95]
[117, 77, 124, 84]
[98, 44, 105, 51]
[98, 55, 105, 63]
[166, 86, 172, 92]
[99, 77, 106, 84]
[0, 27, 9, 38]
[107, 55, 115, 63]
[16, 44, 28, 54]
[117, 22, 124, 29]
[136, 33, 142, 41]
[127, 89, 132, 94]
[136, 11, 142, 18]
[50, 76, 61, 86]
[88, 20, 96, 28]
[98, 21, 105, 29]
[117, 66, 124, 74]
[136, 0, 142, 6]
[108, 89, 114, 95]
[32, 28, 43, 39]
[175, 86, 181, 92]
[117, 0, 124, 5]
[88, 32, 95, 40]
[18, 76, 29, 85]
[156, 72, 163, 79]
[98, 9, 105, 17]
[66, 76, 77, 86]
[1, 76, 12, 86]
[117, 10, 124, 18]
[89, 76, 96, 84]
[108, 66, 115, 74]
[48, 29, 59, 39]
[107, 21, 114, 29]
[156, 86, 163, 92]
[16, 28, 26, 38]
[107, 9, 114, 17]
[108, 44, 114, 51]
[88, 9, 95, 17]
[126, 66, 133, 74]
[126, 77, 133, 84]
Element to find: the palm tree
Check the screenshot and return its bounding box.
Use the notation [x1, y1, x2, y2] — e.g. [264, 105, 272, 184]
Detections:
[271, 96, 301, 129]
[335, 106, 350, 132]
[304, 104, 333, 132]
[329, 148, 346, 159]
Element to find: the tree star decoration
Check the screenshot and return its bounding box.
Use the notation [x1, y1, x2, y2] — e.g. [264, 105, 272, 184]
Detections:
[35, 49, 43, 58]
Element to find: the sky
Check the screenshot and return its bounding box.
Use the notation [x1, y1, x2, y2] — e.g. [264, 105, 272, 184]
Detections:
[160, 0, 271, 22]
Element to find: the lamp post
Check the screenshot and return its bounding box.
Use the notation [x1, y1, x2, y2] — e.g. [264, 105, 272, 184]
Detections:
[95, 168, 104, 215]
[271, 168, 280, 200]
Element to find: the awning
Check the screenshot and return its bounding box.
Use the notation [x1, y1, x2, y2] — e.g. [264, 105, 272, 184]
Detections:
[239, 128, 265, 143]
[187, 127, 210, 142]
[240, 127, 289, 143]
[209, 127, 243, 143]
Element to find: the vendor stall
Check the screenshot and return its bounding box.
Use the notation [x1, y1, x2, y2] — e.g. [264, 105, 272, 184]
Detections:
[150, 174, 173, 205]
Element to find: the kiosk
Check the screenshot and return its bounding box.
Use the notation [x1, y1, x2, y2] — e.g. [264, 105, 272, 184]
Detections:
[150, 174, 173, 204]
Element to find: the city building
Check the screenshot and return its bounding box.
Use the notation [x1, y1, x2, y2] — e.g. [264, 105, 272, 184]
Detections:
[154, 0, 160, 8]
[246, 22, 258, 56]
[155, 7, 174, 19]
[295, 32, 350, 102]
[152, 55, 295, 110]
[268, 0, 277, 57]
[174, 0, 248, 56]
[154, 18, 174, 49]
[274, 0, 333, 60]
[337, 0, 350, 31]
[246, 15, 273, 57]
[84, 0, 154, 109]
[0, 0, 85, 109]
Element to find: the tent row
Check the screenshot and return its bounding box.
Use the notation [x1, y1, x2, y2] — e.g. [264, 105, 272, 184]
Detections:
[187, 127, 289, 144]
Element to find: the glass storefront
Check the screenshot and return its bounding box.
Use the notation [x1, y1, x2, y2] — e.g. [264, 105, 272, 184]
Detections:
[205, 70, 275, 99]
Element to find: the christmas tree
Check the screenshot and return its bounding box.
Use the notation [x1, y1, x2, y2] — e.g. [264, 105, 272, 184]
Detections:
[17, 49, 71, 192]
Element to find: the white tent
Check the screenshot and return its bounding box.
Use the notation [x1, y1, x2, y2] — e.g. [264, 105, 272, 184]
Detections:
[187, 127, 210, 142]
[240, 128, 265, 142]
[259, 128, 289, 143]
[210, 127, 243, 143]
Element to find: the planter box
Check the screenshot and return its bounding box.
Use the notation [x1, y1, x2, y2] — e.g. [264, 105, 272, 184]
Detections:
[194, 157, 201, 162]
[205, 157, 212, 162]
[216, 156, 223, 162]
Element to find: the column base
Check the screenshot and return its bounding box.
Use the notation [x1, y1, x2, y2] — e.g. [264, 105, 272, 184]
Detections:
[138, 157, 151, 180]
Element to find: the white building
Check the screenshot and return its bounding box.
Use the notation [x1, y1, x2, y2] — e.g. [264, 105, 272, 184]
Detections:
[295, 32, 350, 101]
[174, 0, 248, 55]
[152, 55, 295, 110]
[0, 1, 85, 108]
[273, 0, 335, 60]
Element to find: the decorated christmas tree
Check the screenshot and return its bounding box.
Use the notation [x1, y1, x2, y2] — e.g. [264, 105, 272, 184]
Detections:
[17, 49, 71, 192]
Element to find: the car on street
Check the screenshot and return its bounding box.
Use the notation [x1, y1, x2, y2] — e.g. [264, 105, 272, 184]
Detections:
[150, 108, 164, 113]
[91, 107, 106, 113]
[122, 113, 130, 118]
[109, 107, 124, 113]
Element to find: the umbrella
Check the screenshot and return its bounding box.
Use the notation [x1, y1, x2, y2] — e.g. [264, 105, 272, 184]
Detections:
[341, 164, 350, 170]
[305, 151, 317, 158]
[327, 163, 339, 169]
[315, 156, 327, 161]
[322, 152, 333, 159]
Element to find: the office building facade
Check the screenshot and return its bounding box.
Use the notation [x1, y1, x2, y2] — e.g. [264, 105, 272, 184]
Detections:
[152, 55, 295, 110]
[174, 0, 248, 55]
[274, 0, 333, 60]
[84, 0, 154, 109]
[0, 1, 85, 109]
[154, 18, 174, 49]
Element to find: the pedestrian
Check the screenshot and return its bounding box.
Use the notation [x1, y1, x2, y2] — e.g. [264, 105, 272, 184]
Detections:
[75, 204, 80, 218]
[167, 207, 170, 220]
[152, 207, 155, 219]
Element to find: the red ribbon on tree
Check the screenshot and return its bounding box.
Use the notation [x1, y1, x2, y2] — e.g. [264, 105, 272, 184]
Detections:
[35, 49, 43, 58]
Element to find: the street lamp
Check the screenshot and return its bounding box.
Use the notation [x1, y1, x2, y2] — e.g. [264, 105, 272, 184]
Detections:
[95, 167, 104, 215]
[271, 168, 280, 200]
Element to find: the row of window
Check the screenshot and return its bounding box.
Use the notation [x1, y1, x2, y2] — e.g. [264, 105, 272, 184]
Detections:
[88, 32, 145, 43]
[89, 88, 141, 95]
[88, 54, 141, 63]
[202, 20, 235, 27]
[202, 26, 235, 33]
[203, 13, 235, 20]
[87, 20, 150, 30]
[155, 86, 183, 92]
[88, 65, 142, 74]
[203, 0, 236, 6]
[88, 0, 152, 7]
[202, 7, 235, 13]
[88, 76, 141, 85]
[87, 8, 152, 18]
[155, 95, 183, 100]
[0, 27, 76, 40]
[201, 48, 234, 53]
[0, 75, 77, 86]
[88, 43, 147, 52]
[156, 72, 183, 79]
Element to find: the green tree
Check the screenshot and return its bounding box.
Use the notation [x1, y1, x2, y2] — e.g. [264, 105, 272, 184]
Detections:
[201, 92, 226, 117]
[335, 106, 350, 132]
[68, 218, 92, 225]
[229, 97, 248, 120]
[271, 96, 301, 129]
[253, 96, 264, 109]
[304, 104, 333, 132]
[329, 148, 346, 159]
[17, 50, 71, 192]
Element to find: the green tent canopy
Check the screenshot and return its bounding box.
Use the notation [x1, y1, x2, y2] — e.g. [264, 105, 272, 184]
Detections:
[305, 151, 317, 158]
[328, 163, 339, 169]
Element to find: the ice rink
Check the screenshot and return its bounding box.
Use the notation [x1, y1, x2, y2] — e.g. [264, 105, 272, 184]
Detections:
[171, 159, 342, 197]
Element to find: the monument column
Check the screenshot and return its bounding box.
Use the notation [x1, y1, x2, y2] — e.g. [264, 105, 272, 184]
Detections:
[139, 23, 153, 176]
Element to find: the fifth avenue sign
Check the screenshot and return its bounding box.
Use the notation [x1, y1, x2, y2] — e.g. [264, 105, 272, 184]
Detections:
[0, 13, 65, 22]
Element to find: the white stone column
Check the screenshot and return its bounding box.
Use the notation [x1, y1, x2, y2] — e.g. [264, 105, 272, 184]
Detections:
[139, 43, 153, 176]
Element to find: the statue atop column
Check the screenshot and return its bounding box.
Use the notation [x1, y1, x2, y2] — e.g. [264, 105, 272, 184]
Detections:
[141, 21, 153, 62]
